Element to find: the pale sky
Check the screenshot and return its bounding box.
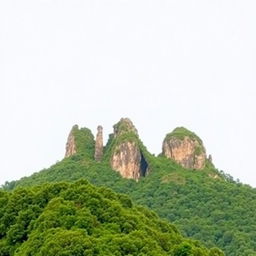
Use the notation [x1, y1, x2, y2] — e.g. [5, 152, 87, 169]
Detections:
[1, 1, 256, 187]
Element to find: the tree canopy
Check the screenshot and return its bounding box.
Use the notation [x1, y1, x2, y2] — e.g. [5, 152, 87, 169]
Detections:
[0, 180, 222, 256]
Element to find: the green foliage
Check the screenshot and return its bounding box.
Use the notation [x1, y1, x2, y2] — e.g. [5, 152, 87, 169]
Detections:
[103, 131, 139, 160]
[103, 130, 152, 167]
[0, 180, 215, 256]
[72, 125, 95, 159]
[113, 119, 136, 135]
[6, 154, 256, 255]
[165, 127, 203, 145]
[103, 120, 154, 177]
[3, 123, 255, 255]
[173, 242, 193, 256]
[194, 145, 203, 156]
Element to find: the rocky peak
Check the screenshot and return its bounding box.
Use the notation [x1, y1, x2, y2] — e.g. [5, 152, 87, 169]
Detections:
[208, 154, 213, 163]
[94, 125, 103, 161]
[113, 118, 138, 137]
[109, 118, 149, 180]
[64, 125, 95, 159]
[65, 125, 78, 158]
[162, 127, 207, 170]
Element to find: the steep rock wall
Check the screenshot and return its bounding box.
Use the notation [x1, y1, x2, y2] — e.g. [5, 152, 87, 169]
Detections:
[109, 118, 149, 180]
[65, 125, 78, 157]
[162, 131, 206, 170]
[94, 125, 103, 161]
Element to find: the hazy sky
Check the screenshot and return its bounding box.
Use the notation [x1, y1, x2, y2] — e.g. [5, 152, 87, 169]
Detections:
[1, 1, 256, 187]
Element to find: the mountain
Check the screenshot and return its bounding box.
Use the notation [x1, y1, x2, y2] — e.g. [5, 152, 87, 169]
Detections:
[0, 180, 222, 256]
[3, 118, 256, 255]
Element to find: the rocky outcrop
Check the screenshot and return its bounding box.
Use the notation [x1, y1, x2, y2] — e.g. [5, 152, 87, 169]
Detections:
[113, 118, 138, 137]
[162, 128, 206, 170]
[94, 125, 103, 161]
[109, 118, 149, 180]
[65, 120, 211, 177]
[64, 125, 95, 159]
[111, 141, 148, 180]
[208, 173, 220, 180]
[65, 125, 78, 158]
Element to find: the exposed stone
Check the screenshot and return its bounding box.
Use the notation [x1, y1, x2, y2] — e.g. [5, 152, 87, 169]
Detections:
[64, 125, 95, 159]
[109, 118, 149, 180]
[208, 173, 221, 180]
[162, 129, 207, 170]
[65, 125, 78, 158]
[111, 141, 148, 180]
[94, 125, 103, 161]
[113, 118, 138, 137]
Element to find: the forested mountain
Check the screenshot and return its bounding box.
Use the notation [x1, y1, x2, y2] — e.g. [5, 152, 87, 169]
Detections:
[0, 180, 222, 256]
[3, 118, 256, 255]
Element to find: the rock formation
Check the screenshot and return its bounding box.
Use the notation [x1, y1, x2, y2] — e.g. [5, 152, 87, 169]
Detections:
[208, 154, 213, 163]
[65, 125, 78, 158]
[65, 125, 95, 159]
[113, 118, 138, 137]
[65, 120, 211, 177]
[162, 127, 206, 170]
[109, 118, 149, 180]
[94, 125, 103, 161]
[111, 142, 143, 180]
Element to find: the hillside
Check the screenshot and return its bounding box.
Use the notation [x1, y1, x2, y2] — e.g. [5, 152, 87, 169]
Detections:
[0, 180, 222, 256]
[3, 118, 256, 255]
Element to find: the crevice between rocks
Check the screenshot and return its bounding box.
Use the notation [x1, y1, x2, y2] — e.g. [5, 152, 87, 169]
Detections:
[140, 152, 148, 177]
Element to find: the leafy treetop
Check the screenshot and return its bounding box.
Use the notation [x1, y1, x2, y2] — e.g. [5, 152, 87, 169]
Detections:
[0, 180, 222, 256]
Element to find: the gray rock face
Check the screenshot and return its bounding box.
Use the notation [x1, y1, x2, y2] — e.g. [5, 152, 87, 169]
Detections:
[162, 136, 206, 170]
[94, 125, 103, 162]
[65, 125, 78, 158]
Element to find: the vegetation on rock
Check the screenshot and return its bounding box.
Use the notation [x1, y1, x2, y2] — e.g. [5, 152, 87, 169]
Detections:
[162, 127, 207, 170]
[2, 120, 256, 255]
[71, 126, 95, 159]
[4, 153, 256, 255]
[165, 127, 203, 145]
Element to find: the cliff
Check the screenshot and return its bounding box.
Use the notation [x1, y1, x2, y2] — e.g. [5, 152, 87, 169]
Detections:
[94, 125, 103, 161]
[106, 118, 150, 180]
[65, 120, 210, 178]
[65, 125, 78, 157]
[162, 127, 207, 169]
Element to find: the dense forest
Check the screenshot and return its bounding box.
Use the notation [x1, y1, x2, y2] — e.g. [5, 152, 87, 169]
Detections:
[4, 154, 256, 255]
[0, 180, 222, 256]
[3, 121, 256, 255]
